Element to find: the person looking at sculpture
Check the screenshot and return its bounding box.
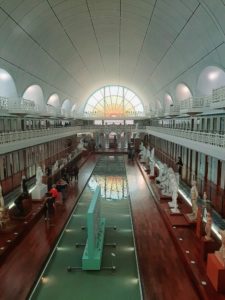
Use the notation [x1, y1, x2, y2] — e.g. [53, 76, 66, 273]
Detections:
[14, 193, 25, 216]
[56, 178, 68, 202]
[74, 165, 79, 182]
[176, 156, 183, 176]
[43, 193, 55, 220]
[21, 174, 29, 196]
[49, 184, 58, 204]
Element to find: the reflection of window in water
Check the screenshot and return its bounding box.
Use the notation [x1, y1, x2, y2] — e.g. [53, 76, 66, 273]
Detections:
[89, 175, 127, 201]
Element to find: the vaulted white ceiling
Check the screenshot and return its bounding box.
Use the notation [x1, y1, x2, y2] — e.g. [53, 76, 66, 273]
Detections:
[0, 0, 225, 112]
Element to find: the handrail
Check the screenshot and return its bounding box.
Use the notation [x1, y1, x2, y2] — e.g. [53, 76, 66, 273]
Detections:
[144, 126, 225, 148]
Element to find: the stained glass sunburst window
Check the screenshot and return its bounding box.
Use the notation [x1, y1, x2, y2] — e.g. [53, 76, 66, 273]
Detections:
[84, 86, 144, 118]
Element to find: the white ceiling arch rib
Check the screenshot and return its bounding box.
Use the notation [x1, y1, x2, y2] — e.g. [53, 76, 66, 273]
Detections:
[0, 0, 224, 113]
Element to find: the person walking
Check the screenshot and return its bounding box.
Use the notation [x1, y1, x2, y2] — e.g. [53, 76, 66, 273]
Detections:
[74, 165, 79, 182]
[176, 156, 183, 176]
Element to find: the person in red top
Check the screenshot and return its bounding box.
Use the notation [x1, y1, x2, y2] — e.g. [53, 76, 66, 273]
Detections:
[49, 184, 58, 203]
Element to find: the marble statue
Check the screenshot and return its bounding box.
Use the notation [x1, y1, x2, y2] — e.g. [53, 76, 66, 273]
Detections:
[203, 192, 211, 220]
[149, 159, 155, 177]
[204, 212, 212, 241]
[135, 123, 140, 138]
[36, 166, 43, 186]
[52, 160, 59, 174]
[0, 184, 4, 208]
[32, 166, 47, 200]
[139, 141, 144, 151]
[168, 178, 180, 213]
[160, 168, 172, 196]
[149, 148, 155, 177]
[140, 146, 147, 163]
[150, 148, 155, 161]
[190, 181, 198, 220]
[145, 147, 151, 164]
[156, 163, 167, 184]
[77, 139, 87, 151]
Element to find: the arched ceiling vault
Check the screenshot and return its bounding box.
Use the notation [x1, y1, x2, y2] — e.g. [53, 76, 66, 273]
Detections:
[0, 0, 225, 111]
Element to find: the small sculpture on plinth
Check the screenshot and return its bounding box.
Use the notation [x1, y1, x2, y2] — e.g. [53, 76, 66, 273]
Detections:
[36, 165, 43, 186]
[140, 146, 147, 163]
[32, 165, 47, 200]
[139, 141, 144, 151]
[168, 178, 180, 213]
[145, 146, 151, 164]
[0, 184, 4, 208]
[149, 148, 155, 177]
[0, 184, 9, 225]
[77, 139, 87, 151]
[203, 192, 211, 220]
[185, 181, 199, 223]
[204, 212, 212, 241]
[52, 160, 59, 174]
[190, 181, 198, 220]
[156, 163, 168, 184]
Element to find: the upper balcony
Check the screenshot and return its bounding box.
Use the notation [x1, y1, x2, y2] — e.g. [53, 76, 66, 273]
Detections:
[211, 86, 225, 109]
[0, 126, 80, 155]
[0, 96, 73, 118]
[164, 104, 180, 117]
[180, 96, 211, 115]
[140, 126, 225, 161]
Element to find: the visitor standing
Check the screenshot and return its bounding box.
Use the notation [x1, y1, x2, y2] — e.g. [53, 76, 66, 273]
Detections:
[74, 165, 79, 182]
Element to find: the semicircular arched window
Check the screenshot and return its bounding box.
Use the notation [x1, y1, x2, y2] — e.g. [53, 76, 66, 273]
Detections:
[84, 86, 144, 118]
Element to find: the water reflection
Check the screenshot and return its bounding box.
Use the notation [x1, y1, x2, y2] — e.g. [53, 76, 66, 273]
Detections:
[88, 175, 128, 201]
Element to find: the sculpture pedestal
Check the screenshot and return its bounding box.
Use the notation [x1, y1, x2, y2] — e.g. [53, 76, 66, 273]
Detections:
[32, 184, 47, 200]
[185, 213, 197, 224]
[170, 207, 181, 214]
[168, 201, 176, 208]
[200, 237, 217, 261]
[207, 253, 225, 293]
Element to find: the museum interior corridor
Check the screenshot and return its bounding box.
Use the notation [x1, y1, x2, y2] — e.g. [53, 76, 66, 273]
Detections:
[0, 1, 225, 299]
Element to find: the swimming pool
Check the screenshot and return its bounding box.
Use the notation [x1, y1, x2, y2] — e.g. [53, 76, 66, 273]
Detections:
[29, 155, 142, 300]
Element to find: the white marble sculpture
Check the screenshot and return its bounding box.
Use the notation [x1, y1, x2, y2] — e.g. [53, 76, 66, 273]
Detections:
[139, 141, 144, 151]
[185, 181, 199, 222]
[32, 165, 47, 200]
[190, 181, 198, 220]
[160, 168, 172, 196]
[156, 163, 167, 183]
[204, 212, 212, 241]
[145, 147, 151, 164]
[0, 184, 5, 208]
[150, 148, 155, 161]
[77, 139, 87, 151]
[140, 146, 147, 163]
[203, 192, 209, 220]
[170, 190, 179, 213]
[161, 168, 177, 198]
[169, 178, 180, 213]
[149, 159, 155, 177]
[52, 160, 59, 174]
[36, 165, 43, 186]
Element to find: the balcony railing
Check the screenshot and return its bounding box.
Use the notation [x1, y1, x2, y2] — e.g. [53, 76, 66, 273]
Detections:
[0, 97, 9, 112]
[212, 86, 225, 103]
[0, 126, 81, 144]
[145, 126, 225, 148]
